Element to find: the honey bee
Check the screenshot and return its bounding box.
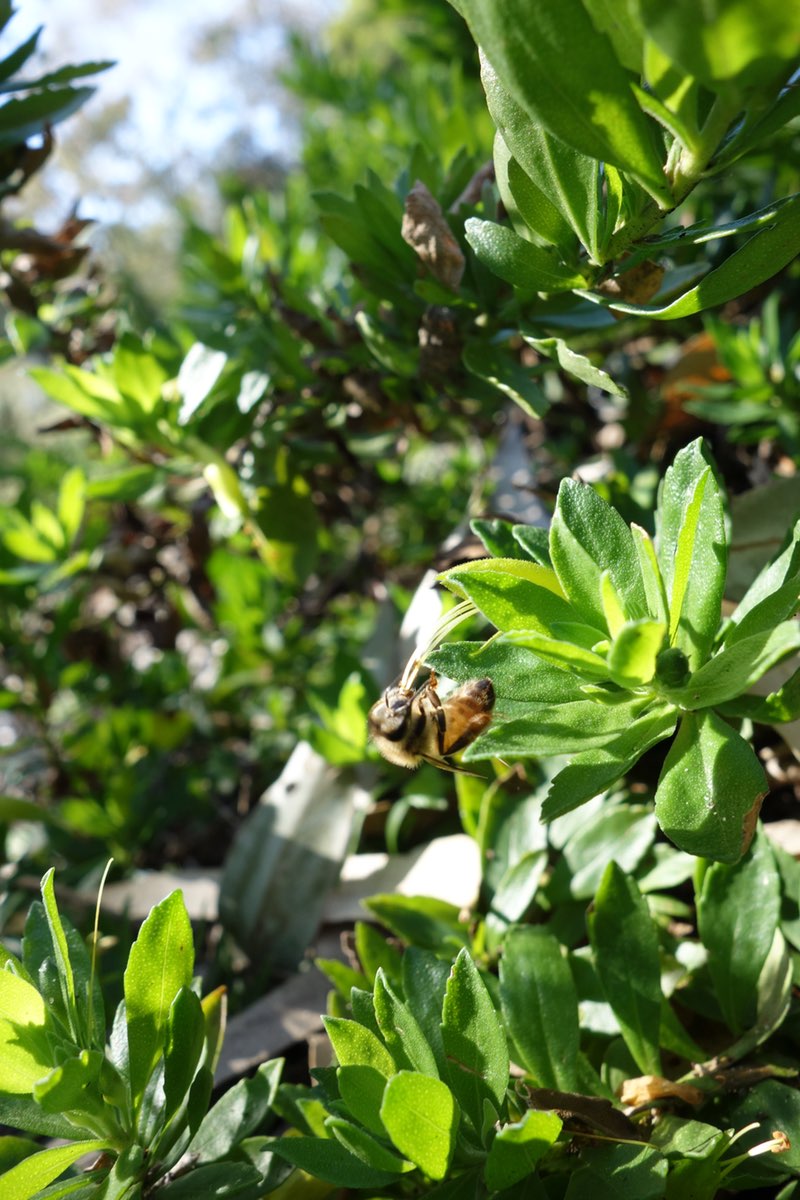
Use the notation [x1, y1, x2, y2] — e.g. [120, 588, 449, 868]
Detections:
[368, 598, 495, 773]
[368, 668, 495, 773]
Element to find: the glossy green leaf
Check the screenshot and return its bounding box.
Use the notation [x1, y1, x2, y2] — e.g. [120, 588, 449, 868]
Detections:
[639, 0, 800, 90]
[380, 1072, 460, 1181]
[124, 890, 194, 1110]
[588, 863, 662, 1075]
[465, 218, 589, 291]
[655, 441, 727, 670]
[654, 710, 766, 863]
[583, 195, 800, 317]
[485, 1109, 563, 1191]
[0, 1140, 109, 1200]
[452, 0, 669, 199]
[483, 63, 601, 259]
[493, 129, 576, 254]
[441, 949, 509, 1128]
[543, 704, 678, 820]
[373, 970, 439, 1077]
[696, 831, 781, 1032]
[499, 926, 579, 1090]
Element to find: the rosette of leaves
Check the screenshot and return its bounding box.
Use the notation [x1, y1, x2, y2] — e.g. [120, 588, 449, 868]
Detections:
[0, 872, 287, 1198]
[429, 438, 800, 864]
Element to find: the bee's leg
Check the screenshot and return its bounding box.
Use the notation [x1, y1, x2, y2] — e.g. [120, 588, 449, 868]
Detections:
[419, 672, 448, 756]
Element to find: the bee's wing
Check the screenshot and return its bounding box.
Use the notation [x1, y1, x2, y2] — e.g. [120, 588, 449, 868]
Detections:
[399, 598, 478, 689]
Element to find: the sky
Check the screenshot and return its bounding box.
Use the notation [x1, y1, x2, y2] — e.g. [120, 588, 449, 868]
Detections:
[0, 0, 341, 224]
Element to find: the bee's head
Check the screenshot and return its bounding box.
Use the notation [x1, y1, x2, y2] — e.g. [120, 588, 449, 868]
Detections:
[367, 685, 414, 741]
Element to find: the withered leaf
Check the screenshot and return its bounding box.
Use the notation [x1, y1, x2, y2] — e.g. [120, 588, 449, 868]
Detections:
[401, 180, 465, 292]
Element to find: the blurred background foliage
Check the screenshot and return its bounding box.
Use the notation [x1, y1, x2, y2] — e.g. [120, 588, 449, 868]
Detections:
[0, 0, 798, 995]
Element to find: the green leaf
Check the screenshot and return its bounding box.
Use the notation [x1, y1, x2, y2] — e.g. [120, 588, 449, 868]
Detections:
[441, 561, 577, 640]
[471, 518, 529, 561]
[564, 1142, 668, 1200]
[32, 1050, 103, 1114]
[380, 1072, 460, 1181]
[582, 195, 800, 317]
[523, 334, 629, 398]
[499, 926, 580, 1090]
[401, 949, 451, 1077]
[190, 1059, 283, 1162]
[724, 518, 800, 643]
[654, 710, 766, 863]
[0, 970, 50, 1094]
[268, 1133, 402, 1188]
[463, 341, 550, 419]
[501, 630, 610, 680]
[0, 1140, 109, 1200]
[39, 871, 76, 1038]
[155, 1160, 266, 1198]
[441, 949, 509, 1129]
[465, 218, 588, 291]
[123, 890, 194, 1110]
[468, 695, 652, 761]
[639, 0, 800, 90]
[655, 441, 727, 670]
[484, 1109, 563, 1191]
[163, 987, 206, 1122]
[354, 922, 402, 988]
[563, 804, 657, 900]
[325, 1017, 395, 1137]
[550, 478, 647, 630]
[484, 66, 600, 259]
[56, 468, 85, 544]
[543, 704, 678, 820]
[363, 895, 470, 954]
[0, 86, 96, 145]
[679, 622, 800, 710]
[513, 525, 552, 567]
[608, 620, 667, 687]
[373, 970, 439, 1077]
[453, 0, 669, 199]
[696, 831, 781, 1033]
[493, 130, 577, 254]
[588, 863, 663, 1076]
[325, 1116, 411, 1175]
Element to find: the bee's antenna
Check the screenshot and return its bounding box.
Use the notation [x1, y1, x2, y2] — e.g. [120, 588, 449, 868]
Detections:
[399, 598, 478, 689]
